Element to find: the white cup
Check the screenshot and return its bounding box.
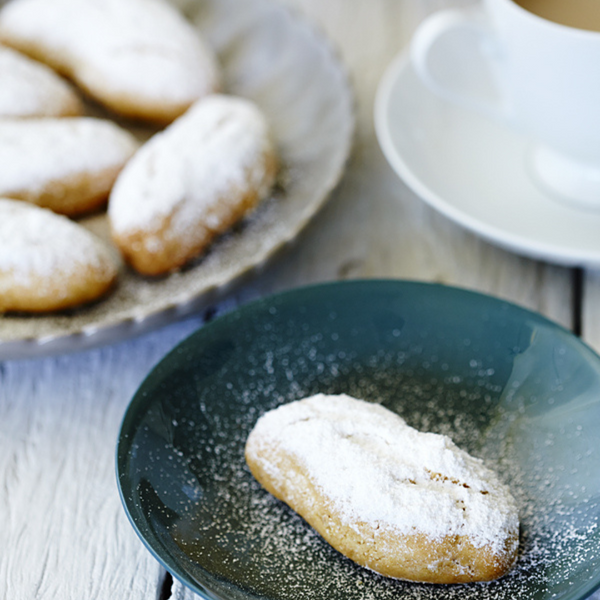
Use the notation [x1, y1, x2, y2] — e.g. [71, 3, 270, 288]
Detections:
[410, 0, 600, 209]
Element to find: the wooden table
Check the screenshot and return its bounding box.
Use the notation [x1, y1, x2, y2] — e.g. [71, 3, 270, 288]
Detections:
[2, 0, 599, 598]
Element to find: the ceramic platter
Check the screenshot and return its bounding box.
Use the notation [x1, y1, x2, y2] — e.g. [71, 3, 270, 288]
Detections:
[375, 53, 600, 267]
[117, 280, 600, 600]
[0, 0, 354, 360]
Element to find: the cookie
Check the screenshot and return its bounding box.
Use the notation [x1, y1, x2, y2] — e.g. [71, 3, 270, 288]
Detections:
[0, 117, 138, 216]
[0, 45, 82, 118]
[0, 0, 220, 124]
[0, 198, 118, 313]
[108, 94, 278, 276]
[245, 394, 519, 584]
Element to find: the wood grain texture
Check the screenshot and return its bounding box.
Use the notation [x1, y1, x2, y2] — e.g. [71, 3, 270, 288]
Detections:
[0, 317, 203, 599]
[583, 270, 600, 355]
[582, 267, 600, 600]
[582, 264, 600, 600]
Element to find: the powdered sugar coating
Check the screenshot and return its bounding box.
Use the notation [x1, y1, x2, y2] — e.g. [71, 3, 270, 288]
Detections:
[0, 198, 118, 311]
[0, 117, 138, 201]
[0, 0, 220, 122]
[0, 45, 82, 118]
[110, 94, 275, 235]
[0, 199, 113, 279]
[248, 394, 519, 555]
[108, 94, 277, 274]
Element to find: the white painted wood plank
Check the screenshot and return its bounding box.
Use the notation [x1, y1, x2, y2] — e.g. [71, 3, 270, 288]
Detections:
[579, 272, 600, 600]
[583, 270, 600, 355]
[582, 267, 600, 599]
[0, 317, 203, 600]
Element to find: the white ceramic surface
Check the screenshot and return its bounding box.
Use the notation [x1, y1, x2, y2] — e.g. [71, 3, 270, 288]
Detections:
[410, 0, 600, 207]
[375, 52, 600, 267]
[0, 0, 354, 360]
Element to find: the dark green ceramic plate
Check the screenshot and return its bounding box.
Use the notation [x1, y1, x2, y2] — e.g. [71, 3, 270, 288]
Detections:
[117, 280, 600, 600]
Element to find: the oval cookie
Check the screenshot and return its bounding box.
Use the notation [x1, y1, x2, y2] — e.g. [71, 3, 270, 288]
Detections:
[0, 198, 118, 313]
[109, 94, 278, 276]
[0, 117, 138, 216]
[0, 0, 220, 124]
[245, 394, 519, 584]
[0, 45, 82, 118]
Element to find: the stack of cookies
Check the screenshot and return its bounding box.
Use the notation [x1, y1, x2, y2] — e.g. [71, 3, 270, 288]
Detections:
[0, 0, 278, 313]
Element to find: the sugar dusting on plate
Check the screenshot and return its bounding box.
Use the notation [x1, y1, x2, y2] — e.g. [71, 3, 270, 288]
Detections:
[160, 339, 600, 600]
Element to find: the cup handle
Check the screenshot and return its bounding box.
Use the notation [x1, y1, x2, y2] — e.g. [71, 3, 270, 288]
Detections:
[410, 7, 512, 123]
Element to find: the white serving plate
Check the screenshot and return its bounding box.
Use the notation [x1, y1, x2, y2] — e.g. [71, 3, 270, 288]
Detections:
[0, 0, 354, 360]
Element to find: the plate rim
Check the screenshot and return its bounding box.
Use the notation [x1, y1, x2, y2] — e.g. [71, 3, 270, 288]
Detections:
[374, 51, 600, 268]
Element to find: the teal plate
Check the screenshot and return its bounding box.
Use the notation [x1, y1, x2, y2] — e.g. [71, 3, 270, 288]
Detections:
[117, 280, 600, 600]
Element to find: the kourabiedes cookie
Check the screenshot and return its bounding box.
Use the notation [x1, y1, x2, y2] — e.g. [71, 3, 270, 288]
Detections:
[0, 117, 138, 216]
[0, 45, 82, 118]
[0, 0, 220, 124]
[109, 94, 278, 276]
[245, 394, 519, 584]
[0, 198, 118, 312]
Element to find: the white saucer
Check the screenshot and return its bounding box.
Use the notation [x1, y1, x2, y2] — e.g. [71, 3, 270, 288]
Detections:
[375, 53, 600, 267]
